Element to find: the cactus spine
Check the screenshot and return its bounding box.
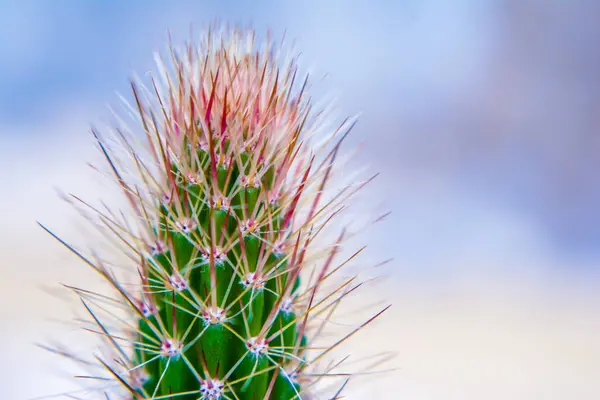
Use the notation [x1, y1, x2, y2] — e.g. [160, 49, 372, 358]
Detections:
[44, 27, 388, 399]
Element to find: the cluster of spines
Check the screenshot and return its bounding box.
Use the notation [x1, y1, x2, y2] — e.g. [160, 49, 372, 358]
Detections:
[43, 27, 388, 400]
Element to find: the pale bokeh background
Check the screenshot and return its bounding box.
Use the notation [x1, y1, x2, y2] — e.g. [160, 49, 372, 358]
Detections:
[2, 1, 600, 399]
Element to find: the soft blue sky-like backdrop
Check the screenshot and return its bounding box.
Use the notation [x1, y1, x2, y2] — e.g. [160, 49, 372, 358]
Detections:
[1, 1, 600, 399]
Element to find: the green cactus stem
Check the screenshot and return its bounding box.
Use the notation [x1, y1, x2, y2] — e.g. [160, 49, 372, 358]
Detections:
[42, 26, 389, 400]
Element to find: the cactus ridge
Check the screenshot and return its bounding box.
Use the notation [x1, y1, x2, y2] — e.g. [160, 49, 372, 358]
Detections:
[44, 26, 388, 399]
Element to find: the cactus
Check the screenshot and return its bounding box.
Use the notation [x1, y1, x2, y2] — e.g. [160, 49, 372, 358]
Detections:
[43, 26, 389, 399]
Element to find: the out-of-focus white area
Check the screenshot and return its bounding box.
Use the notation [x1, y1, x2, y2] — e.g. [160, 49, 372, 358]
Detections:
[1, 1, 600, 399]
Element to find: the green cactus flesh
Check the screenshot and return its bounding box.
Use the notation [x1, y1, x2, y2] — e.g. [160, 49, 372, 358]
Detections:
[134, 144, 305, 399]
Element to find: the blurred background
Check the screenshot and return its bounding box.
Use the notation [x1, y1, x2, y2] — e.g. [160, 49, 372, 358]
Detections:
[1, 0, 600, 398]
